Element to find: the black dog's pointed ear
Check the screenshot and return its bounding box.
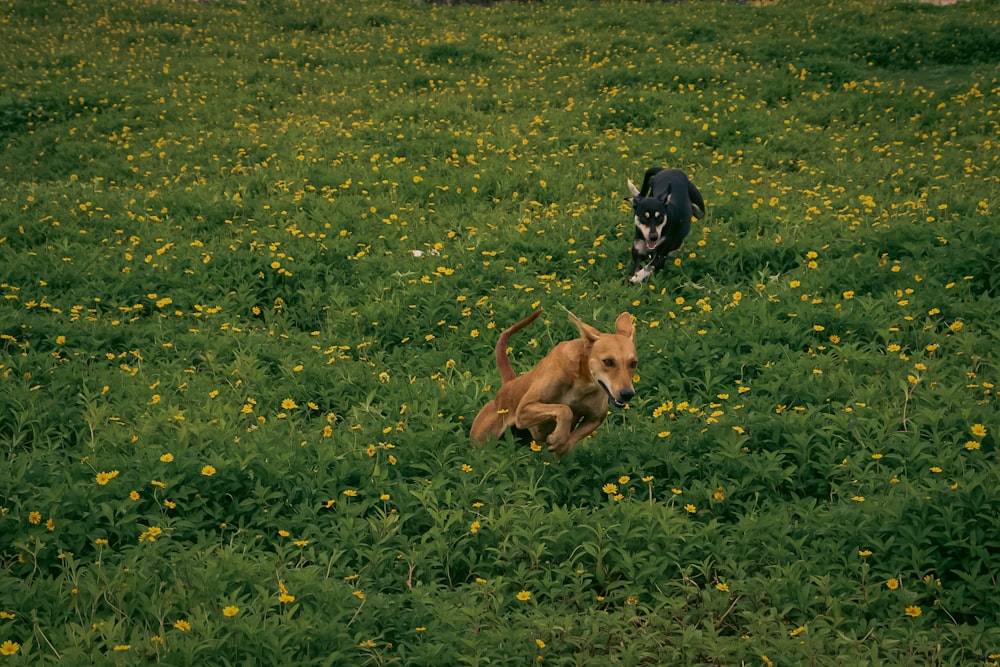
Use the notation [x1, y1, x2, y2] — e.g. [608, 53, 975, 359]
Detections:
[625, 196, 635, 203]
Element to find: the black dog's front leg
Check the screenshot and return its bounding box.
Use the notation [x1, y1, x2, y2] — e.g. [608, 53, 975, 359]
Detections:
[630, 249, 647, 277]
[629, 246, 671, 284]
[648, 251, 669, 272]
[629, 249, 656, 283]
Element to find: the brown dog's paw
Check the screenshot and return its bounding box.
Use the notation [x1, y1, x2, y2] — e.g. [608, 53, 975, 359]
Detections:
[545, 432, 571, 456]
[545, 432, 563, 447]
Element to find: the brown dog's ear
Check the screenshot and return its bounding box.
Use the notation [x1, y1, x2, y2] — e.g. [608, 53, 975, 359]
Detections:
[567, 311, 601, 345]
[615, 312, 635, 340]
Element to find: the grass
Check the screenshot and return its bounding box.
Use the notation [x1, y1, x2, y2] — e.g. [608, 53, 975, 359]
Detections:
[1, 0, 999, 664]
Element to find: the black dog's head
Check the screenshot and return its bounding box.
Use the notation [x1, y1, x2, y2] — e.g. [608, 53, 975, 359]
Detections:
[627, 195, 669, 249]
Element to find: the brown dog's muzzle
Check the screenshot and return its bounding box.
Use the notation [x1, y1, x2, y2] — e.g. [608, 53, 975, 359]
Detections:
[602, 383, 635, 408]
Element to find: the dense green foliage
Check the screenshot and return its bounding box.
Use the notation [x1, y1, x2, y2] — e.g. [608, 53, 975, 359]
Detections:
[1, 0, 999, 664]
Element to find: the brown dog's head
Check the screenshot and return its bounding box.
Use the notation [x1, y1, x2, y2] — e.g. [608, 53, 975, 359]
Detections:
[569, 311, 637, 408]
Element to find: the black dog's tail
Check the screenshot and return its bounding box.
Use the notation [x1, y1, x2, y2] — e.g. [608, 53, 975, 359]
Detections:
[495, 310, 543, 384]
[638, 167, 665, 197]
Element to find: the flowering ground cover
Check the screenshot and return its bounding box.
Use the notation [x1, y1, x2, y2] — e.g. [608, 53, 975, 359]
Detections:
[1, 0, 998, 663]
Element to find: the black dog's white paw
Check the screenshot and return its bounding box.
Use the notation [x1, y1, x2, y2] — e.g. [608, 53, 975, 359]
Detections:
[629, 266, 652, 283]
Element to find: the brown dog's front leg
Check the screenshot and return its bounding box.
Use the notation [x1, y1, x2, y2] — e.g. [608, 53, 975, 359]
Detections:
[552, 418, 603, 456]
[516, 402, 574, 451]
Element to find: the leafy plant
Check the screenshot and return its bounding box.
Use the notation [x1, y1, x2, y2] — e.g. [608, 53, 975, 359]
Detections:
[1, 0, 999, 664]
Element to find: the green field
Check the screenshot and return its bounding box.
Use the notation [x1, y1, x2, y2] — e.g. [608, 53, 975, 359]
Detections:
[2, 0, 999, 664]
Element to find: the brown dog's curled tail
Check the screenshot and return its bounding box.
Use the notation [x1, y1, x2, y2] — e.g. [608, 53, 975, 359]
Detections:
[495, 309, 543, 384]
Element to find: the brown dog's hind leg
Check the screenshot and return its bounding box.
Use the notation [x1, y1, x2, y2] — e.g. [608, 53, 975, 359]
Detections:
[470, 399, 506, 445]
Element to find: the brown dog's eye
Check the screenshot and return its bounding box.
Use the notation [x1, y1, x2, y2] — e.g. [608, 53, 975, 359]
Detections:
[602, 359, 615, 368]
[629, 360, 638, 370]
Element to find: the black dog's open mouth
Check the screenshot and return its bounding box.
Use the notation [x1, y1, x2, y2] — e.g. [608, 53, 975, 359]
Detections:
[599, 381, 630, 408]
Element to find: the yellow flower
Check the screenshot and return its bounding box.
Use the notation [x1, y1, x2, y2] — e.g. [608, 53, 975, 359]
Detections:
[886, 578, 900, 590]
[201, 465, 216, 476]
[516, 591, 531, 601]
[28, 511, 41, 524]
[470, 521, 481, 534]
[715, 582, 729, 592]
[343, 489, 358, 497]
[96, 470, 120, 485]
[618, 475, 631, 485]
[160, 453, 174, 462]
[0, 640, 20, 655]
[965, 440, 981, 451]
[139, 526, 163, 543]
[535, 639, 546, 649]
[222, 606, 240, 617]
[858, 550, 872, 557]
[905, 605, 922, 618]
[684, 504, 697, 513]
[281, 398, 298, 409]
[602, 483, 618, 495]
[790, 626, 805, 637]
[174, 620, 191, 631]
[971, 423, 987, 438]
[113, 644, 131, 651]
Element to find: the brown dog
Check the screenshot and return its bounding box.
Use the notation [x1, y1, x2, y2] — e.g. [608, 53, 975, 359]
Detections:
[470, 309, 637, 456]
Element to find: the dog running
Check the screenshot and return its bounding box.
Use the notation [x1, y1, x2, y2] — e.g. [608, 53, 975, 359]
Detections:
[470, 309, 637, 456]
[625, 167, 705, 283]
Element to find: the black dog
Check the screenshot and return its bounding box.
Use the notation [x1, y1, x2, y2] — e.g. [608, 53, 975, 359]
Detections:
[625, 167, 705, 283]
